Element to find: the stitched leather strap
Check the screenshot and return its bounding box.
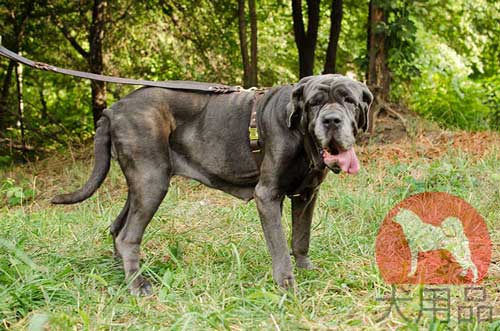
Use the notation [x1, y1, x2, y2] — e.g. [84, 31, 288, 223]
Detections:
[249, 89, 267, 151]
[248, 89, 267, 168]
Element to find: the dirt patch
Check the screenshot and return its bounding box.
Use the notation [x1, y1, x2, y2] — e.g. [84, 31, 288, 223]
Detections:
[357, 112, 500, 163]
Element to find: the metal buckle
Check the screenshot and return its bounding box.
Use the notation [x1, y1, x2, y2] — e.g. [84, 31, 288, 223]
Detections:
[249, 127, 259, 141]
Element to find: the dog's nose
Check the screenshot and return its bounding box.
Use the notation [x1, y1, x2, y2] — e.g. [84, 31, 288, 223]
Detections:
[322, 113, 342, 128]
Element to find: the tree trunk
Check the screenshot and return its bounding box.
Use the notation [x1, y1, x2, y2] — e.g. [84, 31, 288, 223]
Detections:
[38, 82, 48, 119]
[15, 61, 26, 154]
[292, 0, 320, 78]
[238, 0, 251, 88]
[53, 0, 108, 128]
[366, 0, 401, 134]
[0, 1, 34, 131]
[367, 0, 390, 101]
[249, 0, 258, 87]
[0, 61, 14, 130]
[323, 0, 343, 74]
[88, 0, 107, 127]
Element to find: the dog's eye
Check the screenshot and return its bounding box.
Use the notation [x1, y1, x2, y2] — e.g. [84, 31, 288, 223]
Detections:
[309, 100, 323, 108]
[344, 97, 356, 105]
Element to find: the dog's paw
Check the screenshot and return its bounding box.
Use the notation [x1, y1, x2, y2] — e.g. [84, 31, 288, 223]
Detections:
[275, 273, 295, 290]
[129, 276, 153, 296]
[280, 276, 295, 290]
[295, 256, 317, 270]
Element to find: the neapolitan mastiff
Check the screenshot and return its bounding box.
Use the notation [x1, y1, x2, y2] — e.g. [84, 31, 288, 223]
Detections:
[52, 74, 373, 295]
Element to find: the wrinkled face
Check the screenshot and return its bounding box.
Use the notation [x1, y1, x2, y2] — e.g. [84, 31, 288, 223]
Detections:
[287, 74, 373, 173]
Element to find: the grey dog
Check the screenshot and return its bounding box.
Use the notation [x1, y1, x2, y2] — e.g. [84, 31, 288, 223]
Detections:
[52, 74, 373, 295]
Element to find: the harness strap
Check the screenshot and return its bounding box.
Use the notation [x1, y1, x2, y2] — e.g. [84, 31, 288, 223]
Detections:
[249, 89, 267, 167]
[0, 45, 240, 93]
[249, 88, 266, 151]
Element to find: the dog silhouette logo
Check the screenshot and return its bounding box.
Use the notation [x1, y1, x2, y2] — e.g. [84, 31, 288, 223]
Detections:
[376, 192, 491, 284]
[393, 208, 478, 282]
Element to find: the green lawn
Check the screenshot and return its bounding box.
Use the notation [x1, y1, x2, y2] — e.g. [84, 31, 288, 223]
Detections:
[0, 137, 499, 330]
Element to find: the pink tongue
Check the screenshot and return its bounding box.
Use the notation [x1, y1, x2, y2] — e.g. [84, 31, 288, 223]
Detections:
[323, 148, 360, 175]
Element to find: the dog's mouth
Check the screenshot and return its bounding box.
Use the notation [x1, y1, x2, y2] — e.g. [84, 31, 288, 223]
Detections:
[321, 146, 360, 175]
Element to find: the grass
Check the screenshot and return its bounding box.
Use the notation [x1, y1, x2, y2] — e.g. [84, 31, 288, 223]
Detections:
[0, 133, 499, 330]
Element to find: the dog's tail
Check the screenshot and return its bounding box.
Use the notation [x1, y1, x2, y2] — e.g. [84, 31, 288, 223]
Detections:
[51, 114, 111, 204]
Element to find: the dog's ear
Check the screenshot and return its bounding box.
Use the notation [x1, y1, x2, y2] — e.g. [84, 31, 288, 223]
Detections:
[286, 78, 311, 134]
[358, 84, 373, 132]
[441, 217, 463, 238]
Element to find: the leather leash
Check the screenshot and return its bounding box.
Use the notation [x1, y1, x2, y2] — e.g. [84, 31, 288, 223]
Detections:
[0, 45, 241, 93]
[1, 45, 267, 161]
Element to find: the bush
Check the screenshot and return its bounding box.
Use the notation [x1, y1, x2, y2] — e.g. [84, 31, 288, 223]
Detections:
[409, 72, 492, 131]
[397, 28, 499, 131]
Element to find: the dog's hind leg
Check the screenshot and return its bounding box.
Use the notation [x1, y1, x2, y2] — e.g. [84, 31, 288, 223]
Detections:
[111, 107, 174, 295]
[461, 265, 478, 283]
[115, 160, 170, 295]
[110, 195, 130, 259]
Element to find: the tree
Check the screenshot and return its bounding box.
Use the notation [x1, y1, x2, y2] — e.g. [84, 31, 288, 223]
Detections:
[0, 0, 35, 131]
[238, 0, 258, 88]
[52, 0, 108, 127]
[323, 0, 343, 74]
[365, 0, 421, 133]
[291, 0, 320, 78]
[365, 0, 397, 134]
[292, 0, 344, 78]
[157, 0, 241, 84]
[89, 0, 107, 127]
[366, 0, 390, 99]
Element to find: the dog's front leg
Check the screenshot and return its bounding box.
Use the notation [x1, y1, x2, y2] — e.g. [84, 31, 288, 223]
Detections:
[291, 190, 318, 270]
[254, 183, 294, 289]
[409, 247, 418, 277]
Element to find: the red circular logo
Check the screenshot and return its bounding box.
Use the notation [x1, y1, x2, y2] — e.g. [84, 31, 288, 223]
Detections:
[376, 192, 491, 284]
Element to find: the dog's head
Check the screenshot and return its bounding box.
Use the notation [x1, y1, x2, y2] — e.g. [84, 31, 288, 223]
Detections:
[393, 208, 421, 229]
[286, 74, 373, 174]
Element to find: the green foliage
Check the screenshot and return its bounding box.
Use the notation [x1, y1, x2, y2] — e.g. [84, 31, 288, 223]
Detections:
[389, 1, 500, 131]
[0, 178, 36, 206]
[385, 1, 418, 80]
[410, 72, 492, 131]
[482, 75, 500, 130]
[0, 155, 13, 167]
[412, 0, 500, 78]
